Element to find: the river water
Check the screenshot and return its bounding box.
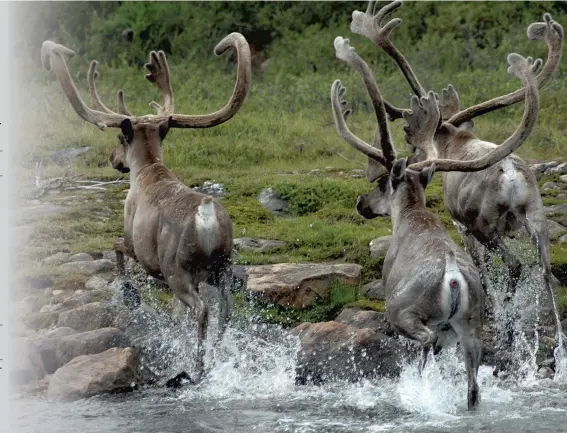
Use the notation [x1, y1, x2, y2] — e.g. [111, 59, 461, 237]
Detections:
[11, 323, 567, 433]
[11, 247, 567, 432]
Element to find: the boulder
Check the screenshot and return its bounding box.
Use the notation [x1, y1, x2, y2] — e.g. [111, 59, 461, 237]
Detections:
[233, 237, 287, 253]
[547, 219, 567, 241]
[544, 203, 567, 217]
[13, 294, 49, 316]
[246, 263, 362, 308]
[56, 327, 131, 367]
[57, 259, 114, 276]
[292, 321, 415, 384]
[258, 188, 288, 214]
[47, 347, 137, 402]
[85, 275, 112, 292]
[22, 311, 59, 330]
[335, 307, 389, 332]
[361, 279, 385, 301]
[41, 252, 70, 267]
[558, 234, 567, 245]
[369, 236, 392, 258]
[57, 302, 115, 332]
[30, 328, 77, 374]
[10, 338, 45, 387]
[67, 253, 94, 262]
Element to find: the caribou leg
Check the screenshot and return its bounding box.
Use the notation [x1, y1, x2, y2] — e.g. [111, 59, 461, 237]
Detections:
[461, 328, 482, 410]
[172, 274, 209, 384]
[391, 311, 438, 374]
[114, 237, 141, 309]
[215, 265, 233, 345]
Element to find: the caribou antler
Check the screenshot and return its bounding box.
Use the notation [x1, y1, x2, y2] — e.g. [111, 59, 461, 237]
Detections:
[447, 13, 562, 127]
[350, 0, 425, 121]
[145, 50, 174, 115]
[407, 53, 542, 172]
[42, 32, 252, 130]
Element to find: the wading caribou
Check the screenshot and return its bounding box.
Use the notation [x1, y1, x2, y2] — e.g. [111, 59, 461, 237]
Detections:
[330, 32, 541, 409]
[347, 0, 563, 313]
[41, 33, 252, 382]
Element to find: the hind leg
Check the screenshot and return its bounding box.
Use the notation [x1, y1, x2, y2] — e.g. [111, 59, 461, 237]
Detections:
[452, 320, 482, 410]
[214, 265, 233, 345]
[170, 273, 208, 383]
[473, 231, 522, 304]
[391, 310, 437, 373]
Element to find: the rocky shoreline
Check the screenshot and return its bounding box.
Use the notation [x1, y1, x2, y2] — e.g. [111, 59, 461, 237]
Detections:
[9, 158, 567, 402]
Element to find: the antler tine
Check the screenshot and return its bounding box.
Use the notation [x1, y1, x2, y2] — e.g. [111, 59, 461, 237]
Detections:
[408, 53, 541, 173]
[42, 40, 129, 130]
[351, 1, 426, 101]
[168, 32, 252, 129]
[117, 90, 134, 116]
[448, 12, 563, 127]
[331, 79, 390, 181]
[402, 91, 441, 161]
[334, 37, 397, 172]
[144, 50, 174, 115]
[439, 84, 460, 121]
[88, 60, 124, 116]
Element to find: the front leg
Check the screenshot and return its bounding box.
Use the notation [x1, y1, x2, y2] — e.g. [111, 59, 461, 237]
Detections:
[114, 236, 140, 309]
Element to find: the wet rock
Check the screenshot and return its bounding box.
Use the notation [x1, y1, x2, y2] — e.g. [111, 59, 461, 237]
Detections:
[562, 319, 567, 336]
[549, 162, 567, 175]
[246, 263, 362, 308]
[56, 327, 131, 367]
[33, 331, 75, 374]
[559, 234, 567, 245]
[13, 294, 49, 316]
[547, 219, 567, 241]
[361, 279, 385, 301]
[102, 250, 118, 262]
[57, 302, 115, 332]
[335, 307, 387, 332]
[193, 180, 226, 198]
[258, 188, 288, 215]
[537, 367, 554, 380]
[22, 311, 59, 330]
[85, 275, 112, 291]
[67, 253, 94, 262]
[165, 371, 194, 388]
[10, 338, 45, 387]
[50, 146, 92, 164]
[369, 236, 392, 258]
[47, 347, 137, 402]
[560, 174, 567, 183]
[57, 259, 114, 276]
[41, 252, 70, 267]
[233, 237, 287, 253]
[292, 321, 414, 384]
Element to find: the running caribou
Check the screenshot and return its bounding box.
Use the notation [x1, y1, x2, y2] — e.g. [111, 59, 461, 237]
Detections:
[331, 30, 542, 409]
[41, 32, 252, 382]
[345, 0, 563, 311]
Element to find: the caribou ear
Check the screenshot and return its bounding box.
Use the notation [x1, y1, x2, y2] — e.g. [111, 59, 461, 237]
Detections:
[390, 158, 407, 190]
[120, 119, 134, 144]
[419, 164, 436, 190]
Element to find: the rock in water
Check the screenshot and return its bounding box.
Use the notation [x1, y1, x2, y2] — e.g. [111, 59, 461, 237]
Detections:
[47, 347, 137, 402]
[292, 321, 415, 384]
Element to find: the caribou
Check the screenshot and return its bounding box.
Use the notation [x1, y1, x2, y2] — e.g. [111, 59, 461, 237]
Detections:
[345, 0, 563, 317]
[41, 33, 252, 382]
[330, 29, 541, 408]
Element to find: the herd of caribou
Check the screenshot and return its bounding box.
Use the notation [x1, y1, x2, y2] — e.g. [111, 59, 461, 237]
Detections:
[40, 1, 563, 411]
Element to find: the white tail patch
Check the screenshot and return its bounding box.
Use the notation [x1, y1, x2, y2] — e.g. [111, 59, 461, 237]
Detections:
[442, 252, 467, 321]
[195, 197, 219, 256]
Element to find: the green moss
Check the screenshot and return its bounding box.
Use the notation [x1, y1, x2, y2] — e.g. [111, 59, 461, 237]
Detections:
[551, 245, 567, 287]
[343, 299, 386, 312]
[556, 287, 567, 321]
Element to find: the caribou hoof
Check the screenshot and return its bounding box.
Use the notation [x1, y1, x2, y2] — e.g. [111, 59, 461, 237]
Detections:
[120, 280, 141, 310]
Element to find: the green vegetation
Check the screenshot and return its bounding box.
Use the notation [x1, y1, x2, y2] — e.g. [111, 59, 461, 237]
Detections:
[14, 1, 567, 323]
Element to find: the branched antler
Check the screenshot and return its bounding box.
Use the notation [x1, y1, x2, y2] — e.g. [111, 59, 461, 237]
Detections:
[447, 12, 563, 127]
[407, 53, 542, 172]
[351, 1, 426, 102]
[144, 50, 174, 115]
[402, 91, 441, 159]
